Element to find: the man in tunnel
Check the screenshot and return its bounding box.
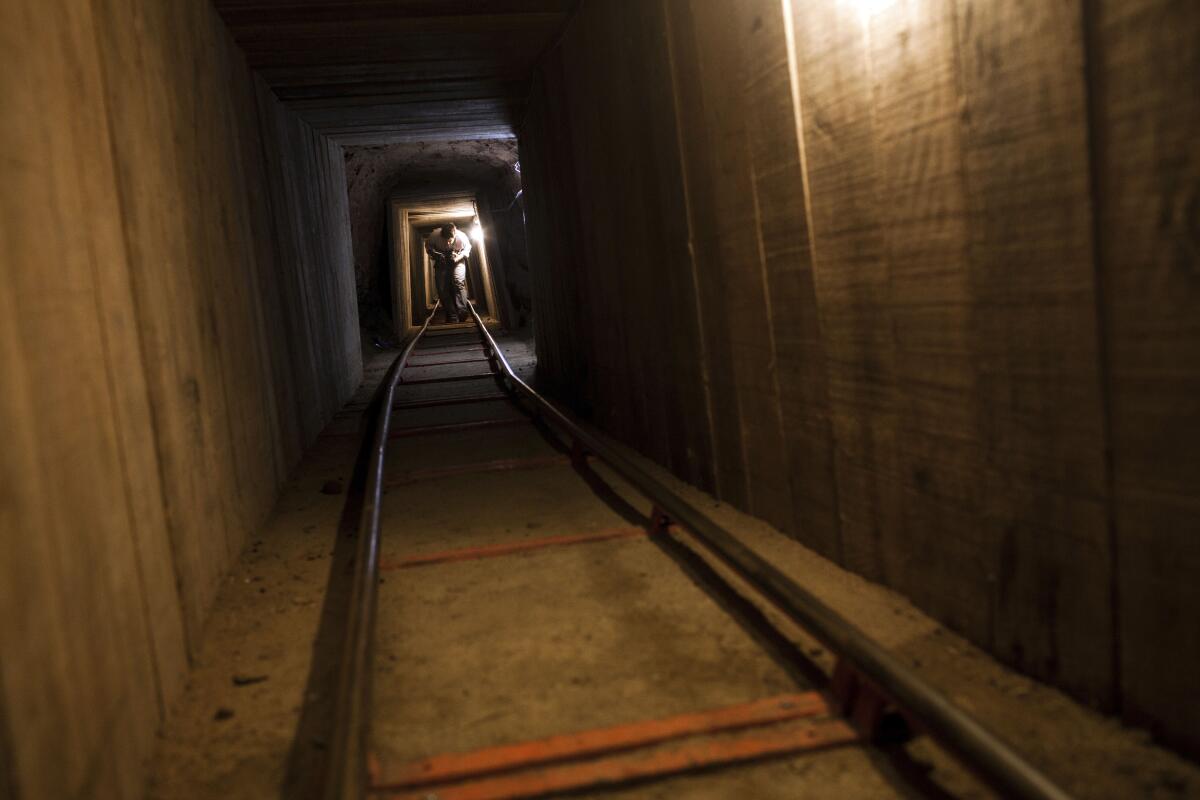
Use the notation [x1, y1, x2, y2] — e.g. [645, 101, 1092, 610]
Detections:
[426, 222, 473, 323]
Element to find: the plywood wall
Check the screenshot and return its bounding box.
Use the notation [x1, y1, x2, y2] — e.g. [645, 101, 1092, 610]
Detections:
[1090, 0, 1200, 755]
[0, 0, 360, 796]
[521, 0, 1199, 756]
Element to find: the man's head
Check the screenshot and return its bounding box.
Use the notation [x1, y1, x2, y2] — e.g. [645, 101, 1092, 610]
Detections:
[441, 223, 457, 237]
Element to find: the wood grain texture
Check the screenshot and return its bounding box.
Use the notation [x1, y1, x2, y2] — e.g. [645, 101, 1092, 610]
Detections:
[951, 0, 1112, 702]
[662, 2, 748, 503]
[522, 0, 1197, 756]
[791, 0, 904, 584]
[635, 0, 717, 489]
[2, 0, 361, 795]
[523, 1, 721, 488]
[1, 2, 170, 795]
[677, 0, 795, 533]
[521, 62, 589, 410]
[858, 0, 985, 639]
[1090, 0, 1200, 753]
[739, 0, 842, 560]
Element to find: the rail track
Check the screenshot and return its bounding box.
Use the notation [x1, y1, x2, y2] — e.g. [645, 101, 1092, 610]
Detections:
[319, 301, 1073, 800]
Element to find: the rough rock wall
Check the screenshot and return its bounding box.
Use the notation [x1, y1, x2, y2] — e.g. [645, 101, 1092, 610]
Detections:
[0, 1, 359, 797]
[521, 0, 1200, 757]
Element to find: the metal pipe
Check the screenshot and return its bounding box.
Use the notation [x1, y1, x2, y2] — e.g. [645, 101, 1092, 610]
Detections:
[323, 301, 440, 800]
[464, 303, 1073, 800]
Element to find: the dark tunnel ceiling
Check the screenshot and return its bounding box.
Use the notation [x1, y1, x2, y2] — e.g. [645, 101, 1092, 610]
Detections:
[214, 0, 575, 145]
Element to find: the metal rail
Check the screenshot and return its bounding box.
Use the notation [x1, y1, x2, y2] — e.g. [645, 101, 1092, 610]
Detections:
[323, 301, 440, 800]
[463, 301, 1073, 800]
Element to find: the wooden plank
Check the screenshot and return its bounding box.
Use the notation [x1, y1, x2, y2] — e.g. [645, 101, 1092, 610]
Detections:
[864, 0, 989, 644]
[789, 0, 901, 583]
[518, 61, 589, 409]
[630, 0, 719, 490]
[952, 0, 1113, 703]
[77, 0, 361, 785]
[738, 0, 842, 560]
[677, 1, 794, 532]
[1091, 0, 1200, 754]
[551, 4, 635, 448]
[0, 2, 177, 794]
[517, 0, 1195, 753]
[660, 2, 749, 508]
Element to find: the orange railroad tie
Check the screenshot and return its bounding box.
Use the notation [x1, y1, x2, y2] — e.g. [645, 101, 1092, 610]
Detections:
[375, 716, 858, 800]
[380, 526, 650, 570]
[373, 692, 834, 792]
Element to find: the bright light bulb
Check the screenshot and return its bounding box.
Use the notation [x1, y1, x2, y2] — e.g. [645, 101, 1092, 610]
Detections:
[470, 220, 484, 243]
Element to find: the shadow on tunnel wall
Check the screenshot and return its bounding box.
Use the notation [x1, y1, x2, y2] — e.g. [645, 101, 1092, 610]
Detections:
[517, 0, 1200, 760]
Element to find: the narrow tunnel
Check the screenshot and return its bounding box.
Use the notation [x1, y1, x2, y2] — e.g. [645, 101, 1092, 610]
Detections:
[2, 2, 1198, 799]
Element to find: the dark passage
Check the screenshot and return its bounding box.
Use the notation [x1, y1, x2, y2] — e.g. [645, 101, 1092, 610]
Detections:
[3, 1, 1198, 800]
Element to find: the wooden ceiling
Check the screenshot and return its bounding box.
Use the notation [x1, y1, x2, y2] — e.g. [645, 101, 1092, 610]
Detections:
[215, 0, 576, 145]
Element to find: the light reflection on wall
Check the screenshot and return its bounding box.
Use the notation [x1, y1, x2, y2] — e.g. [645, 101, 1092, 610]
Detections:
[843, 0, 897, 21]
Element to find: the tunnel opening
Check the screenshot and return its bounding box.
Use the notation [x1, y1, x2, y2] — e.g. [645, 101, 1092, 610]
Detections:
[343, 140, 528, 355]
[5, 0, 1199, 798]
[391, 197, 499, 331]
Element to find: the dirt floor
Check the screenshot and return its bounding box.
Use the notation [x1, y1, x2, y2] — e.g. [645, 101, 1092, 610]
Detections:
[147, 327, 1200, 800]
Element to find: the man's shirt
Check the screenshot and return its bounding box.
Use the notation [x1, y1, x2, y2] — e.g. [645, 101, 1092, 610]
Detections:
[426, 228, 472, 260]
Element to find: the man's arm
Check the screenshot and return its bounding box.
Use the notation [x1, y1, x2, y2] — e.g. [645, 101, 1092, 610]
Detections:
[454, 231, 473, 262]
[426, 236, 448, 262]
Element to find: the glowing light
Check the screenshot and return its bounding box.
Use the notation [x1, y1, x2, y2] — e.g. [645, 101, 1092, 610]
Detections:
[845, 0, 895, 20]
[470, 219, 484, 243]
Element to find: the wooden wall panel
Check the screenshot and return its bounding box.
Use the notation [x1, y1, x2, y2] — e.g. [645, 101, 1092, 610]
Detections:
[523, 2, 719, 486]
[557, 4, 646, 449]
[255, 81, 362, 450]
[952, 0, 1112, 702]
[663, 0, 795, 514]
[636, 0, 716, 488]
[94, 0, 257, 646]
[602, 0, 674, 468]
[1, 2, 176, 796]
[679, 0, 794, 533]
[521, 0, 1195, 757]
[786, 0, 1112, 700]
[557, 0, 716, 478]
[852, 0, 989, 640]
[93, 0, 361, 653]
[1092, 0, 1200, 753]
[2, 0, 361, 795]
[228, 70, 295, 489]
[738, 0, 841, 559]
[662, 4, 748, 504]
[791, 2, 903, 583]
[521, 64, 588, 409]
